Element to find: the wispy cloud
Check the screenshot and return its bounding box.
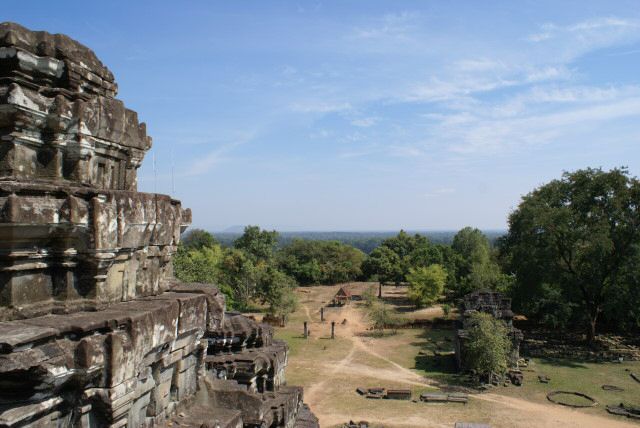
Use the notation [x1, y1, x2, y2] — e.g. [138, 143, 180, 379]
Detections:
[289, 101, 352, 113]
[528, 17, 639, 43]
[397, 64, 571, 106]
[183, 133, 255, 176]
[352, 11, 419, 41]
[440, 90, 640, 155]
[333, 15, 640, 166]
[350, 117, 377, 127]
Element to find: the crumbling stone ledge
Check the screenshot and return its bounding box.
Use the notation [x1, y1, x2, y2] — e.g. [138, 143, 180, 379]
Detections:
[0, 21, 319, 427]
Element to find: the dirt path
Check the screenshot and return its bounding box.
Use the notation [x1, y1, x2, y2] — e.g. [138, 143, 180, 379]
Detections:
[302, 302, 312, 321]
[340, 305, 436, 388]
[290, 286, 637, 427]
[475, 393, 638, 428]
[304, 339, 357, 404]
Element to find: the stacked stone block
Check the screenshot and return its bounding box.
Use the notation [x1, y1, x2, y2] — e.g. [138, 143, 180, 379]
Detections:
[0, 23, 317, 428]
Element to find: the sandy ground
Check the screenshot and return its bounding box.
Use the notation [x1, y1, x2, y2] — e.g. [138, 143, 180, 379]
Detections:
[283, 284, 638, 428]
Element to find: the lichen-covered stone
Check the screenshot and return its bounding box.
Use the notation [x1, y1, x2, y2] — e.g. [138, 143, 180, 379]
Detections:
[0, 22, 318, 428]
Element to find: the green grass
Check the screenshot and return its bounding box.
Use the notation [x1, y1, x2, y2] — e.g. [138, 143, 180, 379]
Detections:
[272, 284, 640, 425]
[372, 327, 467, 387]
[365, 324, 640, 420]
[503, 357, 640, 415]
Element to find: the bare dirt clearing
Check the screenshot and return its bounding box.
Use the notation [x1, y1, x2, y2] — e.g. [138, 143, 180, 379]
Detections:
[274, 283, 639, 427]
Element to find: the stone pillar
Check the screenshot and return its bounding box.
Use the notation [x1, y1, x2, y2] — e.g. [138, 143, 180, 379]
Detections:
[331, 321, 335, 339]
[303, 321, 308, 339]
[320, 307, 324, 322]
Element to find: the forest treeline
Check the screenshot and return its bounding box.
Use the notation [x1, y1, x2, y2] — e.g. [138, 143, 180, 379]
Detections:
[214, 230, 506, 254]
[175, 167, 640, 341]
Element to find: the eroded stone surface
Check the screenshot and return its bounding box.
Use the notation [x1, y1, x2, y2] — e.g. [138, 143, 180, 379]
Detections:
[0, 22, 318, 428]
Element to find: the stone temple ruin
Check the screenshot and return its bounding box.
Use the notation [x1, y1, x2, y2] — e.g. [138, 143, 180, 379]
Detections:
[0, 22, 318, 428]
[454, 290, 523, 371]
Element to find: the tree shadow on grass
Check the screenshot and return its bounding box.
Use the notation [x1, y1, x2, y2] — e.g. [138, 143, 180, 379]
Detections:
[411, 327, 476, 389]
[379, 288, 413, 310]
[356, 330, 400, 338]
[535, 357, 589, 369]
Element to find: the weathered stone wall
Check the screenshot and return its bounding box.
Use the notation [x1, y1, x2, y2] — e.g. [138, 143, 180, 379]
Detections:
[0, 22, 318, 428]
[0, 286, 221, 427]
[0, 22, 147, 191]
[0, 184, 191, 320]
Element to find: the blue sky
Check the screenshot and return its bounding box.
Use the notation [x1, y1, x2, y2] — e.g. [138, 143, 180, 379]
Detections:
[6, 1, 640, 231]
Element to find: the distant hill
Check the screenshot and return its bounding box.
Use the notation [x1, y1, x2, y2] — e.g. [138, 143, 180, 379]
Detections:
[210, 230, 507, 253]
[221, 225, 246, 233]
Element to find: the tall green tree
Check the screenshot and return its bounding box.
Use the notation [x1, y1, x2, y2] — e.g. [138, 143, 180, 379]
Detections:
[258, 267, 298, 320]
[502, 167, 640, 342]
[173, 244, 235, 308]
[381, 230, 429, 261]
[451, 227, 508, 295]
[218, 248, 261, 309]
[363, 230, 438, 284]
[234, 225, 279, 262]
[452, 227, 492, 272]
[278, 239, 364, 285]
[463, 312, 512, 381]
[181, 228, 218, 250]
[362, 246, 402, 284]
[406, 264, 447, 308]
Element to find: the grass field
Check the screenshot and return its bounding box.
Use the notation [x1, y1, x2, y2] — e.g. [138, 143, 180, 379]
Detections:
[271, 283, 640, 428]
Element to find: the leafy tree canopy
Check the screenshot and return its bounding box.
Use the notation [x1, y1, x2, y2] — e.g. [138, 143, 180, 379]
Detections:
[502, 167, 640, 341]
[452, 227, 491, 272]
[258, 266, 298, 319]
[463, 312, 512, 381]
[406, 264, 447, 308]
[234, 225, 279, 262]
[181, 228, 218, 250]
[173, 244, 235, 308]
[451, 227, 508, 296]
[278, 239, 364, 285]
[362, 245, 402, 284]
[380, 230, 429, 260]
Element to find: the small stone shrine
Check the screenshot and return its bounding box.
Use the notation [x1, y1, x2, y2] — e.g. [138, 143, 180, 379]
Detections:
[454, 290, 523, 370]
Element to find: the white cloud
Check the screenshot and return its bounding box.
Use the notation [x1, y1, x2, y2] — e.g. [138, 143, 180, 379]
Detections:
[338, 146, 382, 159]
[351, 117, 377, 127]
[265, 13, 640, 174]
[454, 58, 505, 72]
[183, 134, 254, 176]
[527, 18, 639, 43]
[387, 144, 426, 158]
[525, 66, 572, 83]
[352, 11, 419, 41]
[402, 76, 517, 103]
[526, 17, 640, 60]
[398, 64, 573, 105]
[289, 101, 352, 113]
[442, 92, 640, 155]
[568, 17, 636, 32]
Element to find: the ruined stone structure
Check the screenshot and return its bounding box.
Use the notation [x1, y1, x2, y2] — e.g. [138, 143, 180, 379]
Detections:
[0, 22, 318, 428]
[454, 290, 523, 370]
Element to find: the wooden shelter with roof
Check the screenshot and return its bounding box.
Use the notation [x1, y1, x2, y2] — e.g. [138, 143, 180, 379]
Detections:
[331, 286, 352, 306]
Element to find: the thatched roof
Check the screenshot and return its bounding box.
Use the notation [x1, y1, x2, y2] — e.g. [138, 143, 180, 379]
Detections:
[335, 286, 351, 298]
